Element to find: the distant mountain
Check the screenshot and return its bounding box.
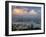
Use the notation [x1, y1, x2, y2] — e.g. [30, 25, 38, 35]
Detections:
[12, 15, 41, 24]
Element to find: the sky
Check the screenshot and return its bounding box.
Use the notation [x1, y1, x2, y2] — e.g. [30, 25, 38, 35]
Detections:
[12, 6, 41, 16]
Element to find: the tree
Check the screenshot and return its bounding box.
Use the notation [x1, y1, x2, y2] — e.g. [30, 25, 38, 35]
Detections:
[31, 24, 33, 29]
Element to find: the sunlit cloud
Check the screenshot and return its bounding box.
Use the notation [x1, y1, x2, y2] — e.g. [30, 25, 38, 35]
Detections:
[12, 8, 24, 15]
[12, 8, 28, 16]
[12, 8, 37, 16]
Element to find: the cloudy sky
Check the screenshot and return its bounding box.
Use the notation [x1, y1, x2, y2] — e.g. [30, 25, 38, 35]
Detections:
[12, 6, 41, 16]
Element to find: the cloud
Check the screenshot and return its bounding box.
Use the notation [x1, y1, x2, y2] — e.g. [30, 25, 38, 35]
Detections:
[12, 8, 24, 16]
[28, 9, 37, 16]
[12, 8, 38, 16]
